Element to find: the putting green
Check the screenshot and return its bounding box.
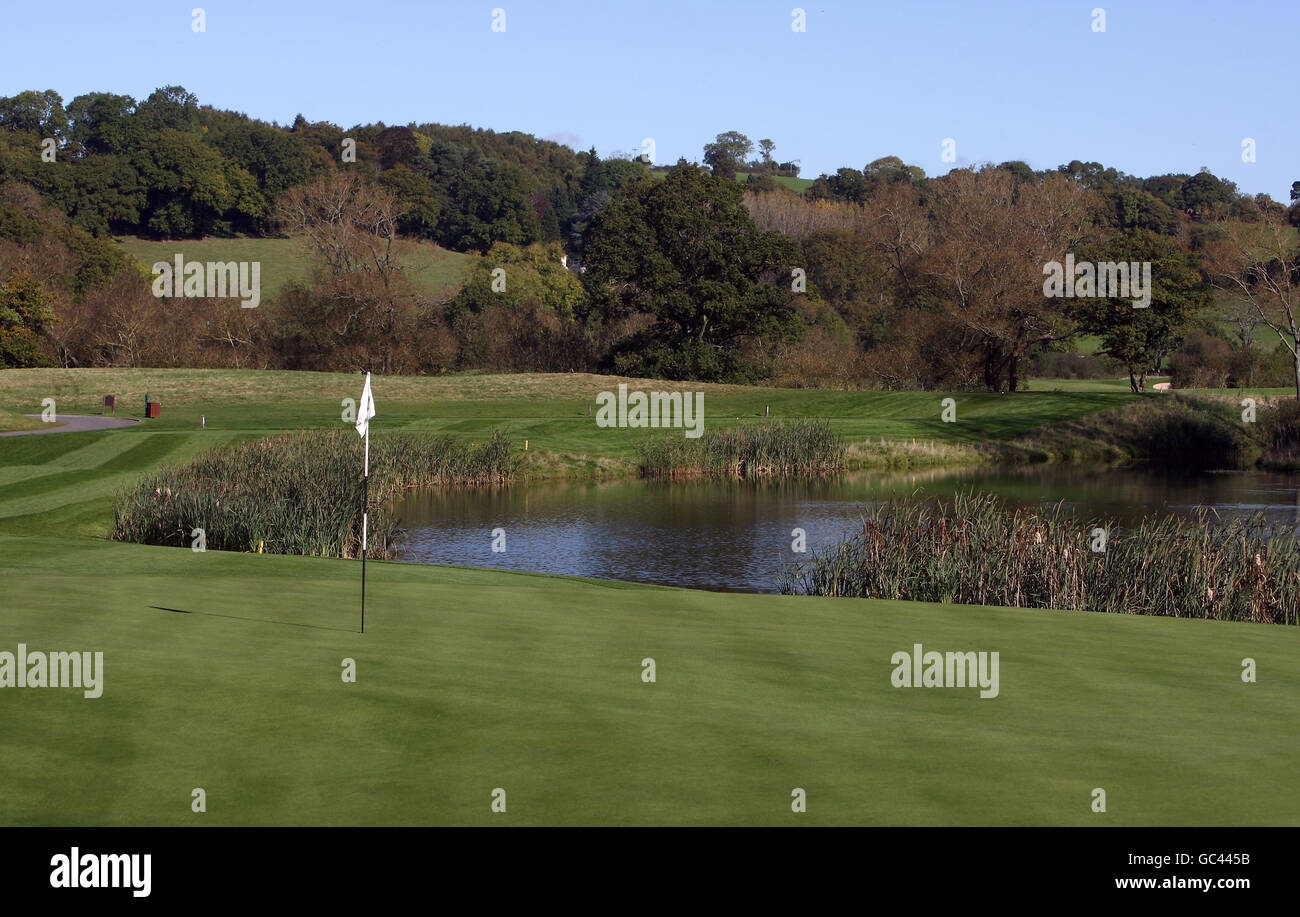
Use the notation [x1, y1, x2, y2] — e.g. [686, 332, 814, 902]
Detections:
[1, 534, 1296, 826]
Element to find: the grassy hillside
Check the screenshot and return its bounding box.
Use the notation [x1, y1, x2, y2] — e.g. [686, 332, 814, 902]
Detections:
[117, 236, 475, 301]
[733, 171, 814, 192]
[646, 169, 813, 193]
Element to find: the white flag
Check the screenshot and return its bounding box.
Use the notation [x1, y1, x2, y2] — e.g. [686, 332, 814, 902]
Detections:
[356, 372, 376, 438]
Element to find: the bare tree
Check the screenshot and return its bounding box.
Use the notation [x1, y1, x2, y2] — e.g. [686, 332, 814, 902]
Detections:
[1205, 212, 1300, 398]
[275, 172, 421, 373]
[857, 180, 930, 301]
[924, 167, 1097, 391]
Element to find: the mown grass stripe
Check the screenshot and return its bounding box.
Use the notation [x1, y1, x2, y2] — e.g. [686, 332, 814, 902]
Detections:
[0, 431, 123, 469]
[0, 435, 200, 525]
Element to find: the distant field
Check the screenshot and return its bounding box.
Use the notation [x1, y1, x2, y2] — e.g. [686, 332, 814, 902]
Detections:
[733, 171, 813, 193]
[1073, 334, 1104, 355]
[117, 236, 475, 301]
[647, 169, 812, 193]
[1201, 291, 1289, 349]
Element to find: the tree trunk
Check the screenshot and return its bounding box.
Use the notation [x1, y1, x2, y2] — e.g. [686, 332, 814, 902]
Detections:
[983, 347, 1004, 392]
[1007, 353, 1019, 393]
[1129, 368, 1139, 394]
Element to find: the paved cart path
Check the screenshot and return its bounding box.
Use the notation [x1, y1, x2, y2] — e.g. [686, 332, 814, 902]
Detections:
[0, 414, 141, 437]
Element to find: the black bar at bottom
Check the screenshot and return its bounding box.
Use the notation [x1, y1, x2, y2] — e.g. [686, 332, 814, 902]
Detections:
[0, 826, 1286, 903]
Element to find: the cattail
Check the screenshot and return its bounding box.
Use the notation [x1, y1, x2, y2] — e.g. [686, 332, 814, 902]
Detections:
[779, 494, 1298, 627]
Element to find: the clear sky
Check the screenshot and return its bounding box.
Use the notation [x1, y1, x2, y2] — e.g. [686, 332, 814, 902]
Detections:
[4, 0, 1296, 198]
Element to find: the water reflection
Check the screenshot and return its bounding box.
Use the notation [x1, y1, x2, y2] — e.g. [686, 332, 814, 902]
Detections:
[395, 465, 1300, 593]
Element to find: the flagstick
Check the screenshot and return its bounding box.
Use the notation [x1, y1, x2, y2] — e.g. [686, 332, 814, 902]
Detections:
[361, 424, 369, 634]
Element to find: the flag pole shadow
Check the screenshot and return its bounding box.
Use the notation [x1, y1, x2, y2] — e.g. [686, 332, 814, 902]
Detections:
[149, 605, 358, 634]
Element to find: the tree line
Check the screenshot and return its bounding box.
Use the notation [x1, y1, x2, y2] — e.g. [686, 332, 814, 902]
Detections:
[1, 88, 1298, 396]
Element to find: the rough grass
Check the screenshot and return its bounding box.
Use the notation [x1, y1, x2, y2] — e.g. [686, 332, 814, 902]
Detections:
[845, 437, 984, 470]
[994, 394, 1261, 468]
[0, 408, 43, 432]
[640, 420, 845, 478]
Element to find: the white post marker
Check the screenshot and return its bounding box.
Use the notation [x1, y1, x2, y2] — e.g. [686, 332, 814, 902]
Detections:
[355, 371, 376, 633]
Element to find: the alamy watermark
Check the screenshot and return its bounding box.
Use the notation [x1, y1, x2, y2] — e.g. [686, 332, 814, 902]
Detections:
[594, 383, 704, 438]
[891, 643, 999, 698]
[50, 847, 150, 897]
[0, 644, 103, 698]
[151, 255, 261, 308]
[1043, 254, 1151, 309]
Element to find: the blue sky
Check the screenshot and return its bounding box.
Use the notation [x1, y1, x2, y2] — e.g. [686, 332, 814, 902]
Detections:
[4, 0, 1296, 198]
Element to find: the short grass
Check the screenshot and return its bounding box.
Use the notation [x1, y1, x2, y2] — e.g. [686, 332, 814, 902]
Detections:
[2, 532, 1296, 826]
[117, 236, 475, 301]
[1024, 378, 1148, 393]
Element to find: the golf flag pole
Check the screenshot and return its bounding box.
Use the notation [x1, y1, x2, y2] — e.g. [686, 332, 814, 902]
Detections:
[356, 371, 376, 634]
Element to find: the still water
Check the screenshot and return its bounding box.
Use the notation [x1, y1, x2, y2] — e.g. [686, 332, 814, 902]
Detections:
[396, 465, 1300, 593]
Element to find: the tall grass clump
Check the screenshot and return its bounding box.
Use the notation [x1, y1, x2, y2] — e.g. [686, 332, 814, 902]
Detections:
[113, 430, 515, 559]
[998, 394, 1261, 467]
[1258, 397, 1300, 471]
[778, 492, 1300, 625]
[640, 420, 846, 478]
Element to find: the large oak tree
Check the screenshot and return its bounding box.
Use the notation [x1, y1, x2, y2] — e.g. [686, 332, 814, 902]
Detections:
[583, 163, 801, 381]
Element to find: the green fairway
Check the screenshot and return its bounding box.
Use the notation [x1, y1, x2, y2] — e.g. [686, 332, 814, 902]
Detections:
[1, 368, 1139, 451]
[0, 368, 1140, 534]
[1, 367, 1291, 826]
[2, 533, 1295, 826]
[1024, 377, 1145, 393]
[117, 235, 475, 301]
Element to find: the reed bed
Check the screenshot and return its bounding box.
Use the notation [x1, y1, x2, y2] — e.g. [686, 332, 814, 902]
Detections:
[640, 420, 846, 478]
[1260, 397, 1300, 471]
[778, 492, 1300, 625]
[113, 430, 515, 559]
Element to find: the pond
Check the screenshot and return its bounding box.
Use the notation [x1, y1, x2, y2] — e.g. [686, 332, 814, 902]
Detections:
[394, 465, 1300, 593]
